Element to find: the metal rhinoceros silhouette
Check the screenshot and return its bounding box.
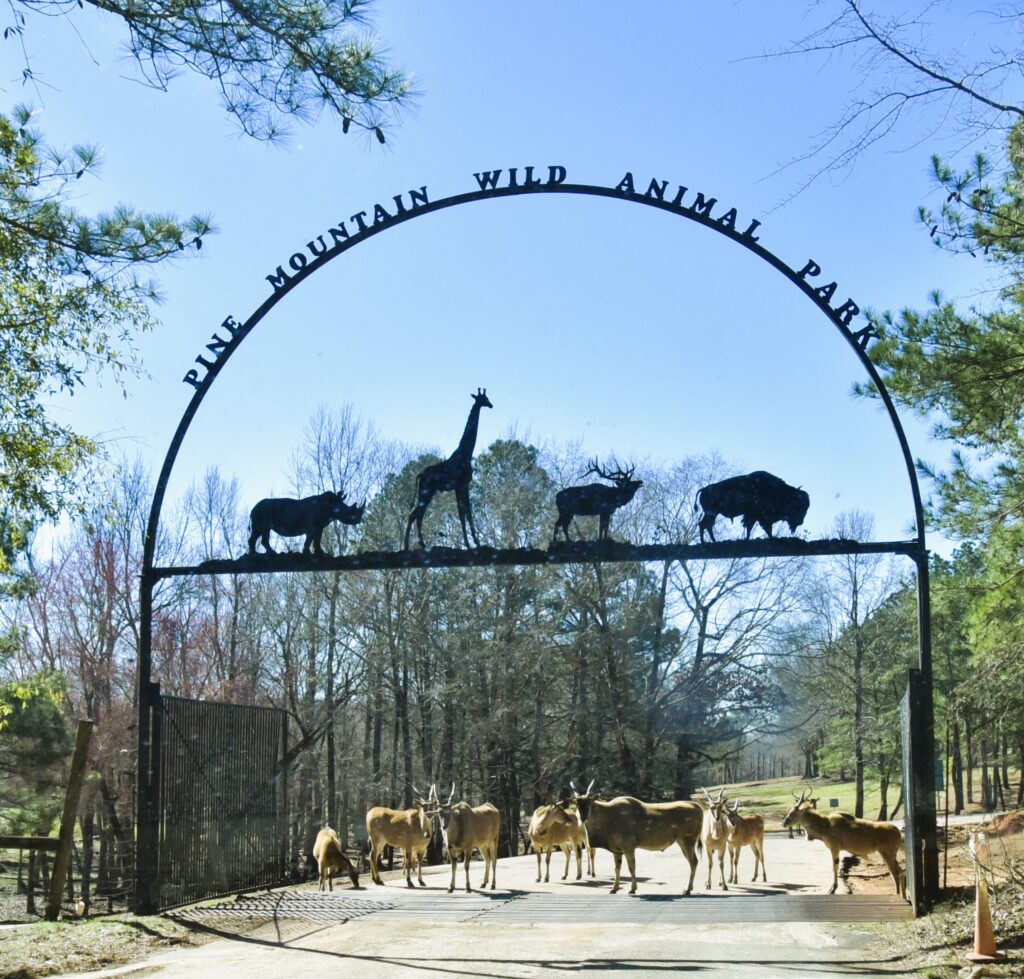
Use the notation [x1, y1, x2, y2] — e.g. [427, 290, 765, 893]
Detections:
[248, 490, 365, 556]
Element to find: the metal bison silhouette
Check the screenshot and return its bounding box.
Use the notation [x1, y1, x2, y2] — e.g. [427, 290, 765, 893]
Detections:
[695, 471, 809, 544]
[248, 490, 365, 557]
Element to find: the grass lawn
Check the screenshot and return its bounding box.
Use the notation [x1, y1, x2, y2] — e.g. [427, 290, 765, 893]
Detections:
[708, 767, 1022, 827]
[704, 774, 901, 826]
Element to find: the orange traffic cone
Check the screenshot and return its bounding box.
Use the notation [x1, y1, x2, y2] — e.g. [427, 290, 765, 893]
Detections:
[966, 868, 1006, 963]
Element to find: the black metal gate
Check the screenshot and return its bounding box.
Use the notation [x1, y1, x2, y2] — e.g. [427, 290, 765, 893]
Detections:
[154, 694, 288, 911]
[901, 668, 939, 915]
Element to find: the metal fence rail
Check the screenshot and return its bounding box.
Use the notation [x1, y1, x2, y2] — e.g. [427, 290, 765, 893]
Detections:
[156, 696, 288, 910]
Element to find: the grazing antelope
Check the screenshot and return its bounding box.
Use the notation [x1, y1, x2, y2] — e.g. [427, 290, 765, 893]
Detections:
[782, 788, 905, 896]
[529, 802, 593, 882]
[313, 826, 360, 891]
[404, 389, 492, 549]
[700, 787, 730, 891]
[365, 789, 436, 888]
[552, 460, 643, 543]
[571, 779, 702, 895]
[437, 786, 501, 893]
[724, 801, 766, 884]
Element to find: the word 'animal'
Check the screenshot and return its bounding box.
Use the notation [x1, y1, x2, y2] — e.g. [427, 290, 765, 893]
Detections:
[405, 389, 492, 550]
[724, 802, 766, 884]
[571, 779, 702, 895]
[528, 802, 593, 882]
[700, 788, 731, 891]
[782, 788, 904, 895]
[553, 460, 642, 543]
[313, 826, 360, 891]
[437, 785, 501, 893]
[695, 471, 809, 544]
[365, 790, 436, 888]
[248, 491, 364, 556]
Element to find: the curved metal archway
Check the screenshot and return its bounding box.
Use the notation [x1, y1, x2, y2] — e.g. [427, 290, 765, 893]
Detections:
[135, 170, 939, 912]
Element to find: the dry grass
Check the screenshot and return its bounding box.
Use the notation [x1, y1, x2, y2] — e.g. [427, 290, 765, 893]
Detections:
[0, 914, 217, 978]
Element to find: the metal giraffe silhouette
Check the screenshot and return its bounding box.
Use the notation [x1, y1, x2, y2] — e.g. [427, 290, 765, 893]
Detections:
[404, 388, 493, 549]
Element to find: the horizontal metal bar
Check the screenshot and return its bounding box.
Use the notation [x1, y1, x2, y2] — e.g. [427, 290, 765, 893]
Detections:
[0, 836, 60, 852]
[152, 538, 924, 579]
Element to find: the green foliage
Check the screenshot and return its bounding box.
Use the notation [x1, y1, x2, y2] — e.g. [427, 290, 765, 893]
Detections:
[0, 0, 410, 574]
[11, 0, 412, 142]
[863, 121, 1024, 547]
[0, 105, 212, 562]
[0, 670, 72, 834]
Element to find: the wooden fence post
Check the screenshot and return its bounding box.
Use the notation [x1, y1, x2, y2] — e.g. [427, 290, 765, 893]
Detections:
[45, 720, 94, 921]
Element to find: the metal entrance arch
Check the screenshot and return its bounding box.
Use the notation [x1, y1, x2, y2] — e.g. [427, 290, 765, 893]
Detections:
[135, 165, 939, 914]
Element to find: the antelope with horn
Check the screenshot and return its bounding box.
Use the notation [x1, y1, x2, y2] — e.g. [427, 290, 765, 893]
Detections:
[700, 787, 731, 891]
[782, 788, 904, 896]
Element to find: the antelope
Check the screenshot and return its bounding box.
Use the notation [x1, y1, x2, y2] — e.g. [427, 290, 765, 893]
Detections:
[529, 802, 593, 882]
[724, 801, 766, 884]
[437, 786, 501, 893]
[700, 787, 730, 890]
[365, 789, 436, 888]
[571, 779, 702, 895]
[782, 788, 905, 896]
[788, 793, 818, 839]
[312, 826, 360, 891]
[552, 460, 642, 542]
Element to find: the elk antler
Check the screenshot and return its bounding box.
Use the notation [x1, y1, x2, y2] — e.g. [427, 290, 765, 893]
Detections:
[588, 458, 637, 484]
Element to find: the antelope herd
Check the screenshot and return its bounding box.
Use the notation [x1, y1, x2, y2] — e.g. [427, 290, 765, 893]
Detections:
[312, 782, 905, 899]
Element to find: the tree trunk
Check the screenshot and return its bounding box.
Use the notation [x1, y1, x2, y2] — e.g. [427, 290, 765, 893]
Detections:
[877, 768, 890, 820]
[1000, 730, 1011, 790]
[965, 715, 975, 804]
[1017, 734, 1024, 807]
[980, 738, 993, 811]
[80, 804, 95, 915]
[890, 783, 905, 820]
[951, 715, 964, 814]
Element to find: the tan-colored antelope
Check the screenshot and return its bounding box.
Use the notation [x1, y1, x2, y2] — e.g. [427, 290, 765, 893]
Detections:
[782, 788, 904, 896]
[700, 787, 731, 890]
[724, 801, 766, 884]
[437, 786, 501, 893]
[365, 788, 435, 888]
[571, 779, 702, 895]
[529, 802, 593, 882]
[312, 826, 360, 891]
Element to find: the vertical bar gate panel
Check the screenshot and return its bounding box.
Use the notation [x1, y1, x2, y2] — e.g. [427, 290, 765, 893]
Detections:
[155, 695, 289, 911]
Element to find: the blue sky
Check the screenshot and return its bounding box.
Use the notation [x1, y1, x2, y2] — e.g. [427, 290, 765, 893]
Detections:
[8, 1, 1006, 551]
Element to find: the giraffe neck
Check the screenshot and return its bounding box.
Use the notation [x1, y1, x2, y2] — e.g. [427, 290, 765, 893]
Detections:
[451, 403, 482, 462]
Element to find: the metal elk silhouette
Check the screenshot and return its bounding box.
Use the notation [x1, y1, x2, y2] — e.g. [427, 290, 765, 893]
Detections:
[552, 459, 643, 543]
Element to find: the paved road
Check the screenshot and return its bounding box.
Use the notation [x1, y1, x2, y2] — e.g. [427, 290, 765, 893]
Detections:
[59, 833, 918, 979]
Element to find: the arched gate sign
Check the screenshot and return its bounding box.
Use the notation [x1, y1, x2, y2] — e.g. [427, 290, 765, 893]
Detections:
[135, 164, 940, 913]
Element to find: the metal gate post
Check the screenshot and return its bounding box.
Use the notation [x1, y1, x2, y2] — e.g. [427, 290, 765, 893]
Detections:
[914, 555, 940, 908]
[135, 570, 161, 915]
